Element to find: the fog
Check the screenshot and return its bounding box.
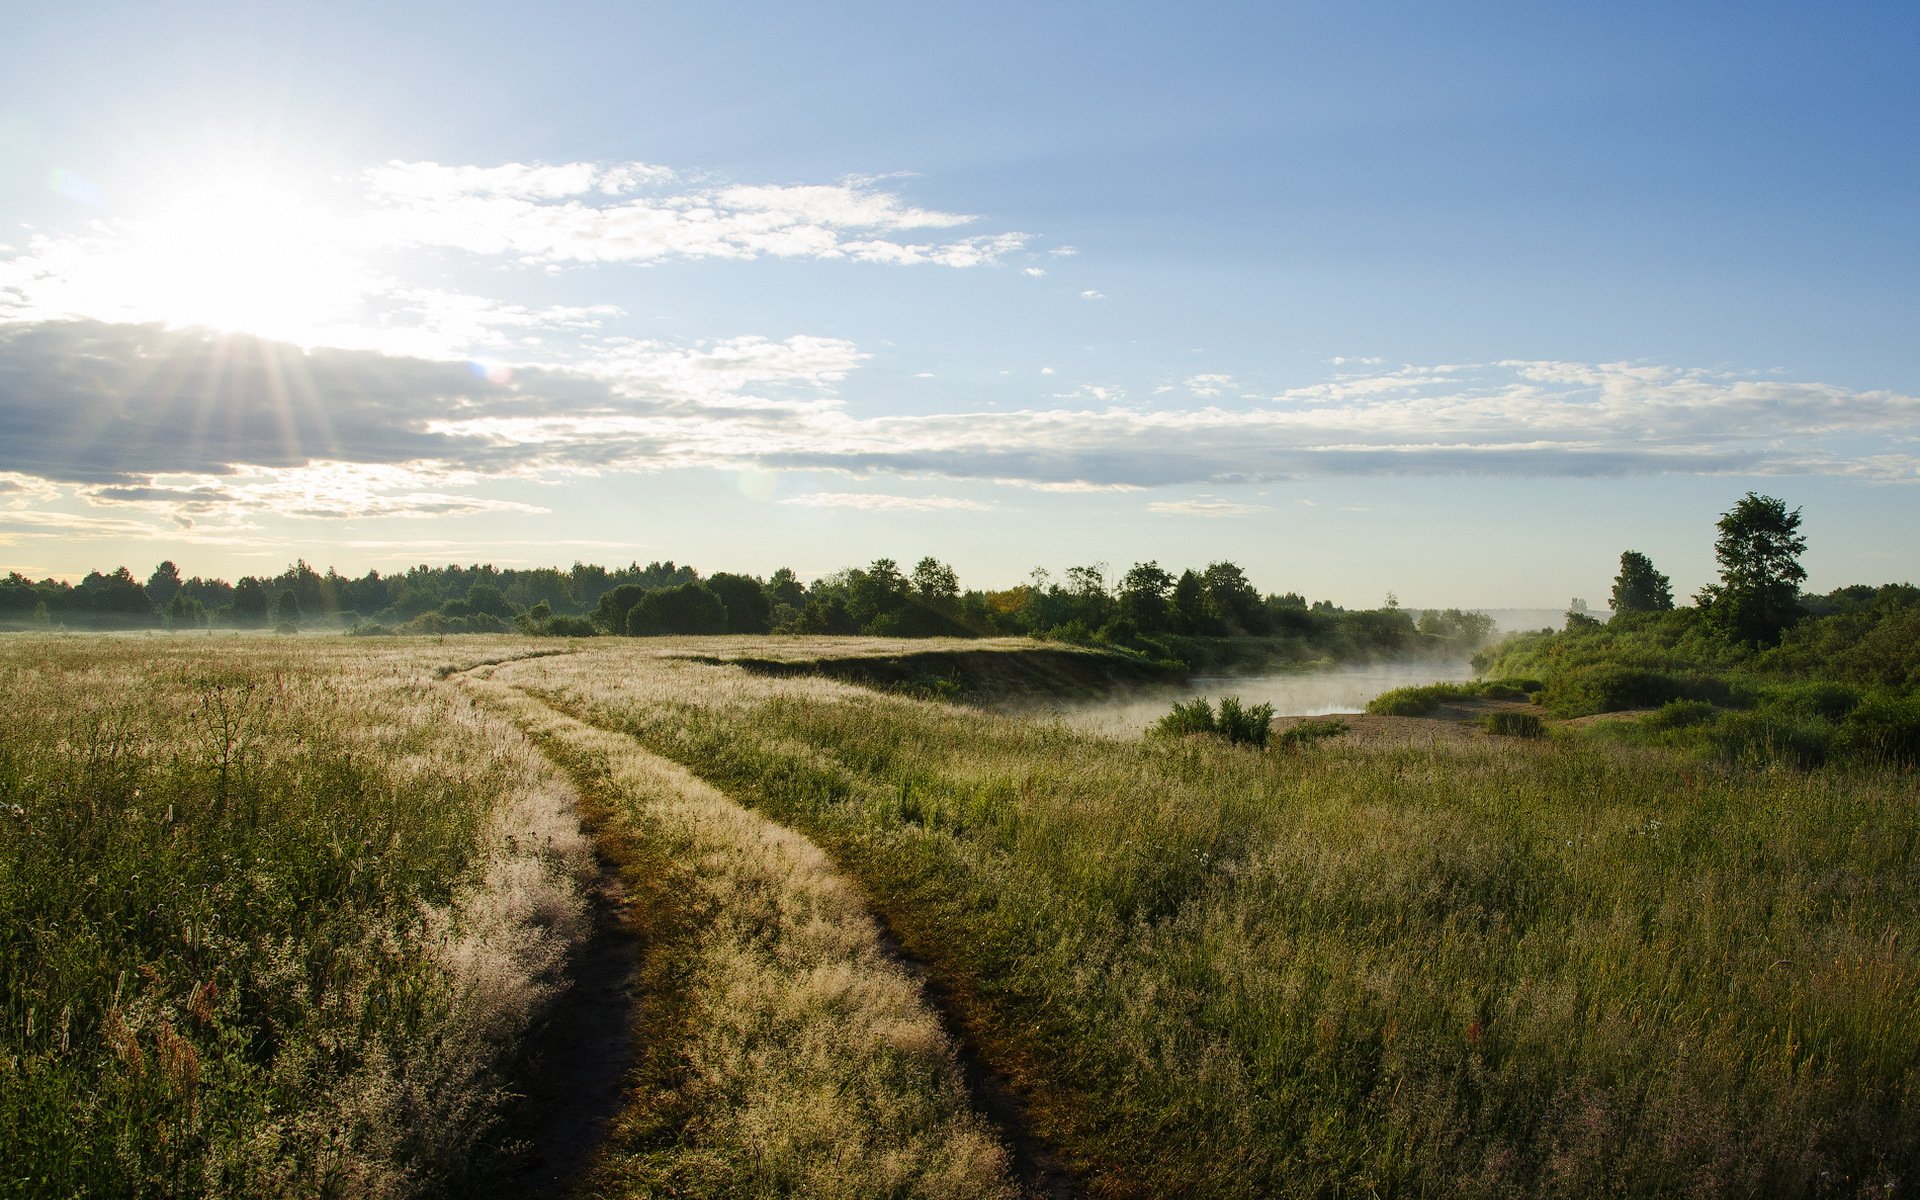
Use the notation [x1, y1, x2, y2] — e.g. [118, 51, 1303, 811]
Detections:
[1006, 659, 1478, 739]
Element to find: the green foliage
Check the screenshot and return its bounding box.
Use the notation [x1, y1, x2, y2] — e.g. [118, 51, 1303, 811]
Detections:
[1643, 698, 1718, 730]
[1151, 696, 1273, 747]
[705, 572, 772, 634]
[1152, 696, 1219, 738]
[1541, 664, 1734, 718]
[627, 581, 729, 635]
[1481, 711, 1545, 738]
[1609, 550, 1674, 615]
[0, 640, 577, 1195]
[1831, 695, 1920, 766]
[1274, 717, 1348, 748]
[552, 650, 1920, 1198]
[1699, 492, 1807, 647]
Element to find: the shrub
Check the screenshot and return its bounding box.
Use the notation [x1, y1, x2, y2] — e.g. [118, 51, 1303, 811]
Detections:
[1216, 696, 1275, 749]
[1642, 698, 1718, 730]
[1153, 697, 1218, 738]
[1481, 711, 1545, 738]
[1833, 695, 1920, 767]
[1276, 717, 1348, 749]
[1542, 664, 1732, 718]
[1366, 684, 1463, 716]
[1707, 711, 1831, 768]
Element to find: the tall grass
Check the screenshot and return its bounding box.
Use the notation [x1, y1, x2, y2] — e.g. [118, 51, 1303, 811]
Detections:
[504, 643, 1920, 1198]
[464, 672, 1017, 1198]
[0, 636, 590, 1197]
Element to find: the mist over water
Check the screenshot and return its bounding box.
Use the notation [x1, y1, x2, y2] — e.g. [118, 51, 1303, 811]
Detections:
[1011, 660, 1478, 738]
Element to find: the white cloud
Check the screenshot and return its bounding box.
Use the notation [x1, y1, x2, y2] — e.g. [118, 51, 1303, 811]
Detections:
[360, 160, 1028, 269]
[779, 491, 992, 512]
[1079, 289, 1105, 300]
[9, 326, 1920, 518]
[1023, 267, 1047, 277]
[1147, 498, 1272, 517]
[1186, 373, 1235, 398]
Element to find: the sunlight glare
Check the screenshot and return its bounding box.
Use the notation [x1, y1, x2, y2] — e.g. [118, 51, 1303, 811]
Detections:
[104, 173, 373, 344]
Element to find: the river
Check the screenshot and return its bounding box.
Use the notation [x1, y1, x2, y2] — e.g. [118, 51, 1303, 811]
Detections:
[1003, 659, 1478, 738]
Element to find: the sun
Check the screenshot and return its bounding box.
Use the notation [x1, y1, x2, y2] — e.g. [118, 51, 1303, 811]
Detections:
[96, 172, 373, 345]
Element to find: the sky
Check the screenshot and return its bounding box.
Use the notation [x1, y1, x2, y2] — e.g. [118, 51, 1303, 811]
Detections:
[2, 1, 1916, 608]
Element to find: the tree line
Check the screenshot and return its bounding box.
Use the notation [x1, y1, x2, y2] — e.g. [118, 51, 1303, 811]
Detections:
[0, 555, 1496, 659]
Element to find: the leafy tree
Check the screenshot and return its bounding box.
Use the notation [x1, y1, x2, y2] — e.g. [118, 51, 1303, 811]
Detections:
[163, 591, 207, 630]
[1610, 551, 1674, 616]
[1171, 569, 1208, 634]
[847, 559, 910, 631]
[146, 561, 183, 608]
[231, 578, 269, 626]
[463, 582, 516, 619]
[593, 584, 649, 634]
[1699, 492, 1807, 647]
[274, 589, 302, 627]
[765, 567, 806, 610]
[1202, 561, 1267, 634]
[706, 572, 772, 634]
[1118, 561, 1175, 632]
[627, 582, 728, 635]
[911, 558, 960, 602]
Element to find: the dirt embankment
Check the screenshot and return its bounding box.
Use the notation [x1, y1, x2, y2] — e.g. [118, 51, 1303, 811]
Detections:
[703, 645, 1182, 702]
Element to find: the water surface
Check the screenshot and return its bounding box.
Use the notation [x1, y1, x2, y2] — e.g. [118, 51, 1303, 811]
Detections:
[1008, 659, 1477, 738]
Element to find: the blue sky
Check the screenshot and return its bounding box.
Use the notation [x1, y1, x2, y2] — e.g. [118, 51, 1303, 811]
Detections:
[2, 1, 1916, 606]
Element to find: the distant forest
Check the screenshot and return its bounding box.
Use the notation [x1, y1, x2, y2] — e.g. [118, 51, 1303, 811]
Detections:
[0, 556, 1495, 661]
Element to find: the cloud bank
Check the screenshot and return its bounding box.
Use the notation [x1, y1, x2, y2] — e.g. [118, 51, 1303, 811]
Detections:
[3, 322, 1916, 531]
[359, 161, 1029, 268]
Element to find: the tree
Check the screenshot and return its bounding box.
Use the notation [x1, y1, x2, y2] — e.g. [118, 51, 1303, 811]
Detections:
[147, 561, 183, 608]
[1699, 492, 1807, 647]
[627, 582, 728, 635]
[1118, 561, 1174, 632]
[1609, 551, 1674, 616]
[911, 558, 960, 603]
[1202, 561, 1267, 635]
[592, 584, 648, 633]
[1170, 569, 1208, 634]
[163, 591, 207, 630]
[232, 578, 269, 626]
[463, 582, 516, 619]
[274, 588, 302, 629]
[706, 572, 772, 634]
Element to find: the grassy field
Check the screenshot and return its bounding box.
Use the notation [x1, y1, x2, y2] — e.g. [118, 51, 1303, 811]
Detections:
[497, 640, 1920, 1199]
[0, 635, 593, 1197]
[7, 632, 1918, 1197]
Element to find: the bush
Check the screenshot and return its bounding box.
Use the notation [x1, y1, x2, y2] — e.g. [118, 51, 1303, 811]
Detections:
[628, 582, 728, 636]
[1642, 699, 1718, 730]
[1482, 711, 1545, 738]
[1366, 684, 1466, 716]
[1707, 711, 1831, 769]
[1833, 696, 1920, 767]
[1152, 696, 1274, 748]
[1153, 697, 1218, 738]
[1216, 696, 1275, 749]
[1276, 717, 1348, 749]
[1542, 664, 1732, 718]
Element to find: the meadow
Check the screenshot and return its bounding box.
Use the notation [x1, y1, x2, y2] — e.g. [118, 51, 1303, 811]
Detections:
[502, 640, 1919, 1198]
[4, 631, 1917, 1197]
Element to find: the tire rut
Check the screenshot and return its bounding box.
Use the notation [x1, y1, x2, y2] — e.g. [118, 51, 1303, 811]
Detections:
[475, 669, 1080, 1198]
